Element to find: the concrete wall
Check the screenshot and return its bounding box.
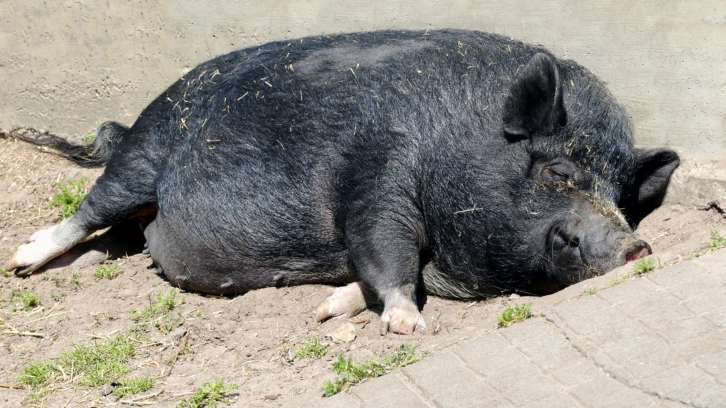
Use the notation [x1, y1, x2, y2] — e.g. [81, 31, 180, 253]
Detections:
[1, 1, 725, 158]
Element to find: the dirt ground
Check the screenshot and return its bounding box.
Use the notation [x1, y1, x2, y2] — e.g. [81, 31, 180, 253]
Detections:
[0, 135, 724, 407]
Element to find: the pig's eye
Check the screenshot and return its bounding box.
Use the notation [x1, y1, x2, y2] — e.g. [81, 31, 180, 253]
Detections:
[542, 164, 576, 190]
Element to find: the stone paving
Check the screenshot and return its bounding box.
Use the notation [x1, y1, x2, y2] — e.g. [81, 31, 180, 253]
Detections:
[311, 247, 726, 407]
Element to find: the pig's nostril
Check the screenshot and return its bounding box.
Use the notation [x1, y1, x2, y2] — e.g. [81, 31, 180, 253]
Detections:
[623, 240, 652, 263]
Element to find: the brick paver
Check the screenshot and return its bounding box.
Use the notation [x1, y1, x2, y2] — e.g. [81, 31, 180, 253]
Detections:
[312, 249, 726, 407]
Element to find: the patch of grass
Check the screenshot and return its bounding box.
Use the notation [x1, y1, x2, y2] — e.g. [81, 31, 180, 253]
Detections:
[131, 290, 185, 322]
[691, 231, 726, 259]
[17, 361, 54, 388]
[710, 231, 726, 250]
[321, 344, 426, 397]
[60, 335, 137, 386]
[19, 334, 139, 388]
[1, 268, 10, 278]
[295, 339, 328, 360]
[130, 290, 185, 333]
[51, 291, 67, 302]
[70, 272, 82, 289]
[83, 128, 98, 144]
[11, 291, 40, 311]
[584, 288, 597, 296]
[177, 379, 238, 408]
[25, 389, 49, 405]
[94, 263, 121, 280]
[497, 302, 532, 327]
[114, 374, 154, 399]
[50, 178, 89, 220]
[158, 312, 185, 334]
[609, 273, 631, 287]
[632, 258, 656, 276]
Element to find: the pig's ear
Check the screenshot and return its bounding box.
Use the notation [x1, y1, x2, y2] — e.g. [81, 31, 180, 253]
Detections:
[620, 148, 680, 227]
[502, 53, 567, 142]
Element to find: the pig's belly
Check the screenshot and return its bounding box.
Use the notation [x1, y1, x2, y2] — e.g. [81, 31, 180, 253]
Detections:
[142, 210, 356, 295]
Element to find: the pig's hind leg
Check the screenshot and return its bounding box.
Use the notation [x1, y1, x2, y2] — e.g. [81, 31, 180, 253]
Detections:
[315, 281, 378, 321]
[6, 147, 158, 275]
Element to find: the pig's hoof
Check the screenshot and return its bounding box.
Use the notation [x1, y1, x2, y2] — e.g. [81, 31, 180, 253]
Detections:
[6, 226, 65, 276]
[315, 281, 371, 322]
[380, 305, 427, 335]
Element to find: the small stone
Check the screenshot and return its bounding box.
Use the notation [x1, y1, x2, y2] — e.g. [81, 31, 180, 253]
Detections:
[101, 384, 114, 396]
[169, 327, 187, 342]
[118, 288, 137, 298]
[509, 293, 521, 299]
[327, 322, 356, 343]
[67, 168, 80, 180]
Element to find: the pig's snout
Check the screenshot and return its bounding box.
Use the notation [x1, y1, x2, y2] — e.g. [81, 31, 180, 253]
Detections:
[614, 239, 652, 266]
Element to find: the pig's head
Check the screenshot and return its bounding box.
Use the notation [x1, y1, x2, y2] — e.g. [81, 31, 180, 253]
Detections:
[492, 52, 679, 294]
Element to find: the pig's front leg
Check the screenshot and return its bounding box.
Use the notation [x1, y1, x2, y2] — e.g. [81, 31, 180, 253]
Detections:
[345, 207, 427, 335]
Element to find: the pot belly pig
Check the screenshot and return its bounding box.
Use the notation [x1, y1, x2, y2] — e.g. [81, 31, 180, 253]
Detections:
[6, 30, 679, 334]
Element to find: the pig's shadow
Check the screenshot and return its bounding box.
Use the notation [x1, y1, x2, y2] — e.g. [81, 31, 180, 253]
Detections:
[33, 220, 147, 274]
[33, 222, 431, 317]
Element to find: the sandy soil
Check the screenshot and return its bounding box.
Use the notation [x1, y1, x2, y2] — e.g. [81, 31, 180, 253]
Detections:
[0, 135, 723, 407]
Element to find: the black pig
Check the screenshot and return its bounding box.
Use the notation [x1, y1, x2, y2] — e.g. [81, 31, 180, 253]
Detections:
[6, 30, 679, 334]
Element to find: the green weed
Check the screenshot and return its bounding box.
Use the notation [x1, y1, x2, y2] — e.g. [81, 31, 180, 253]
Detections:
[83, 128, 98, 144]
[710, 231, 726, 250]
[19, 334, 139, 388]
[497, 303, 532, 327]
[609, 273, 631, 287]
[94, 263, 121, 280]
[50, 178, 89, 220]
[177, 379, 238, 408]
[295, 339, 328, 360]
[17, 361, 54, 388]
[11, 291, 40, 311]
[131, 289, 185, 322]
[114, 374, 154, 399]
[26, 389, 49, 405]
[61, 335, 137, 386]
[70, 272, 82, 289]
[130, 290, 185, 333]
[584, 288, 597, 296]
[158, 312, 185, 334]
[2, 268, 10, 278]
[632, 258, 655, 276]
[321, 344, 425, 397]
[51, 291, 67, 302]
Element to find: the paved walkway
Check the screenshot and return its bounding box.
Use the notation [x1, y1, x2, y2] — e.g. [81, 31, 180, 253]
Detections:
[312, 246, 726, 407]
